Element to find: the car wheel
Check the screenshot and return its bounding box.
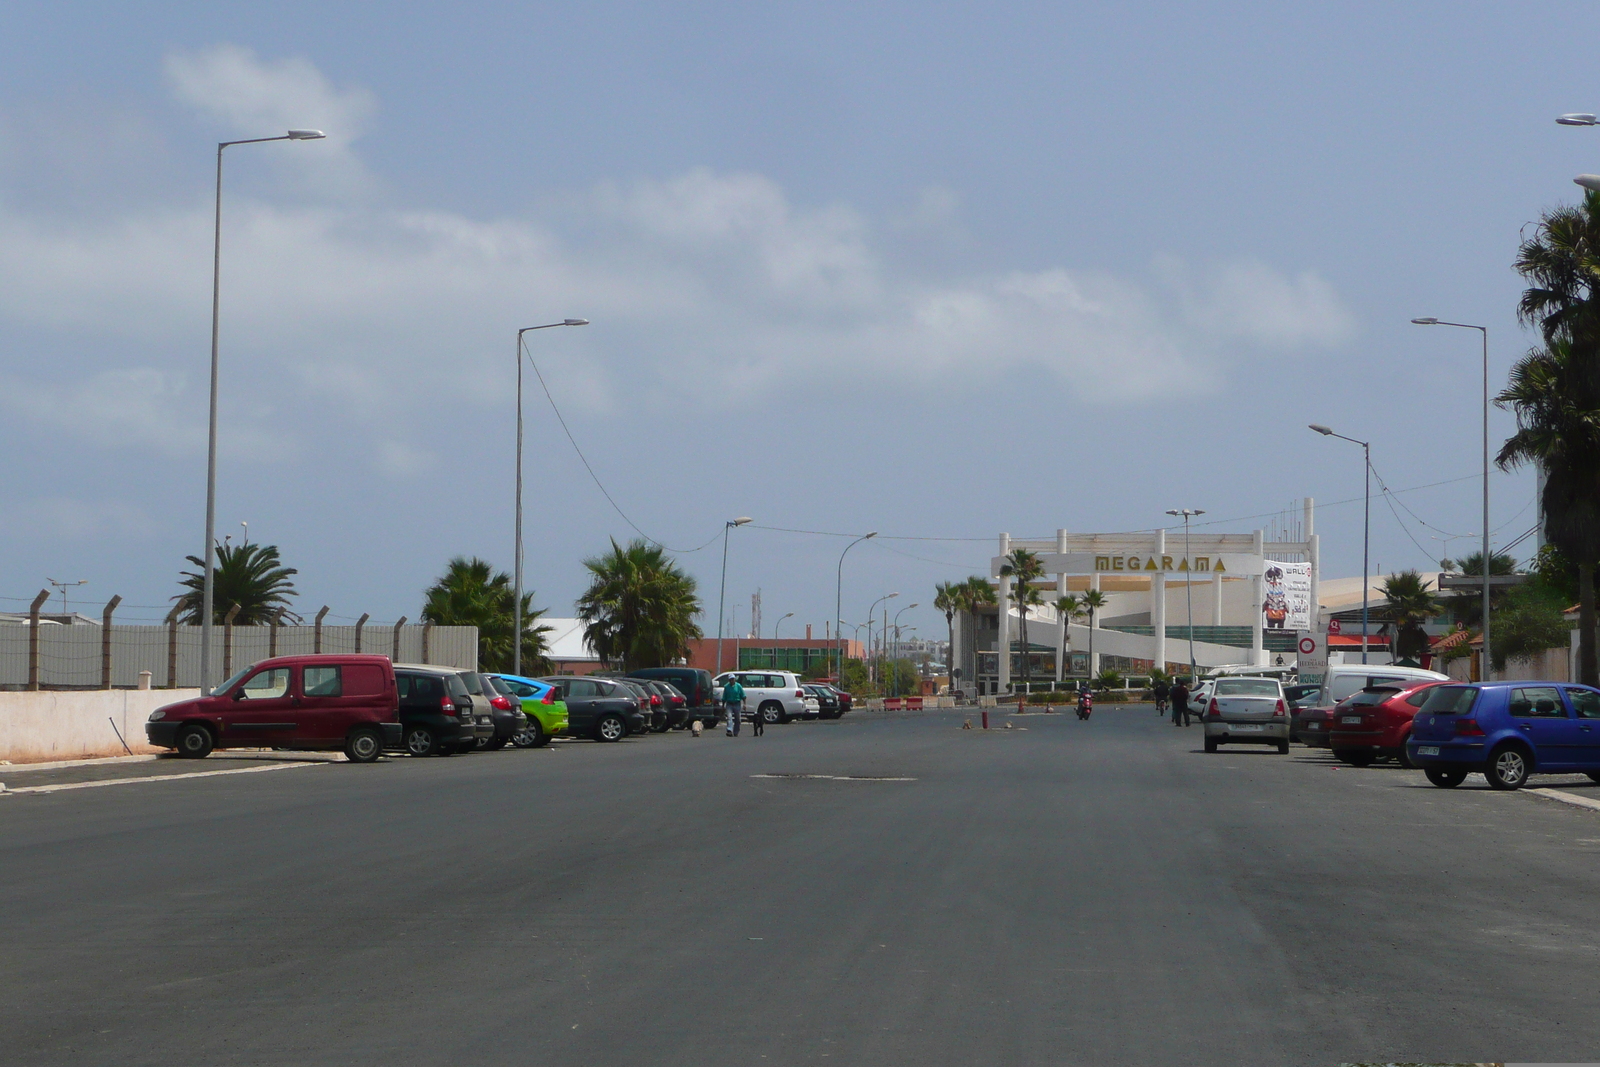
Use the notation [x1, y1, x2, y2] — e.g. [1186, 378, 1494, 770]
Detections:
[1331, 750, 1356, 765]
[760, 702, 783, 724]
[1395, 743, 1414, 769]
[1204, 737, 1218, 753]
[651, 720, 669, 733]
[475, 735, 492, 750]
[485, 737, 508, 751]
[1589, 771, 1600, 785]
[596, 713, 626, 742]
[344, 726, 383, 763]
[1342, 751, 1376, 768]
[1485, 745, 1531, 790]
[511, 720, 543, 748]
[1276, 740, 1290, 755]
[404, 726, 439, 758]
[1425, 767, 1468, 788]
[175, 724, 213, 759]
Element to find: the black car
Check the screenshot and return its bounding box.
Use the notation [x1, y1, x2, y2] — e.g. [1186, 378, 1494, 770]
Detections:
[389, 668, 479, 757]
[808, 682, 853, 718]
[628, 667, 719, 727]
[610, 678, 663, 731]
[481, 674, 530, 748]
[540, 676, 647, 742]
[803, 684, 840, 719]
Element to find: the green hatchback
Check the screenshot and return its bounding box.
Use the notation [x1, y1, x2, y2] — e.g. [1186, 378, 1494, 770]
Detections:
[489, 674, 570, 747]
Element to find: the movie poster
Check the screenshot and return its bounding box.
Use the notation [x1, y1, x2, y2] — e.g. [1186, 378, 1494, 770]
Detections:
[1262, 561, 1312, 632]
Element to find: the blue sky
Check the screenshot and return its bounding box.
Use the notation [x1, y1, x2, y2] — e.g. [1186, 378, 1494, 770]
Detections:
[0, 1, 1588, 640]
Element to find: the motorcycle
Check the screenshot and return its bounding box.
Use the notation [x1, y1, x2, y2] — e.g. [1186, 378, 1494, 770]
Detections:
[1076, 694, 1093, 720]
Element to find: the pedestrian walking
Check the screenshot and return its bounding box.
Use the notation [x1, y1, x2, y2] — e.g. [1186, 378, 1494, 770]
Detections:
[723, 676, 745, 737]
[1152, 677, 1171, 716]
[1170, 677, 1191, 727]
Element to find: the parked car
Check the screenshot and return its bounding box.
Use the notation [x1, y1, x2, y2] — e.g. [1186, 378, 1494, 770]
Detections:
[1408, 682, 1600, 790]
[809, 682, 853, 716]
[803, 683, 841, 718]
[145, 654, 399, 762]
[390, 666, 480, 757]
[486, 674, 569, 747]
[539, 676, 647, 741]
[1285, 683, 1322, 710]
[628, 667, 719, 727]
[1327, 681, 1446, 767]
[607, 678, 662, 730]
[713, 671, 811, 724]
[395, 664, 496, 752]
[638, 680, 691, 731]
[1201, 676, 1289, 754]
[467, 672, 523, 750]
[1310, 663, 1450, 707]
[1293, 703, 1336, 748]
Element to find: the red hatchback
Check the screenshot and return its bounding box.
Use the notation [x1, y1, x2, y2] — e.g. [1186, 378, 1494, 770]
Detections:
[1327, 681, 1445, 767]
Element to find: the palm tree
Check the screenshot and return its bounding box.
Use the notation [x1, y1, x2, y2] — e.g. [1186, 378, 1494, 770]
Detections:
[1055, 594, 1084, 685]
[1380, 570, 1441, 666]
[1439, 551, 1518, 629]
[174, 540, 299, 625]
[957, 575, 996, 688]
[1000, 549, 1044, 689]
[1503, 188, 1600, 685]
[577, 539, 703, 671]
[934, 581, 960, 689]
[1079, 588, 1109, 680]
[422, 557, 553, 673]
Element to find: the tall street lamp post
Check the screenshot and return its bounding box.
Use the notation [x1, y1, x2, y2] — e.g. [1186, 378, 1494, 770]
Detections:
[867, 592, 899, 685]
[1310, 424, 1372, 664]
[716, 518, 753, 675]
[1412, 316, 1492, 679]
[891, 603, 918, 694]
[513, 319, 589, 675]
[772, 612, 794, 670]
[835, 532, 877, 683]
[1165, 509, 1205, 682]
[200, 128, 325, 694]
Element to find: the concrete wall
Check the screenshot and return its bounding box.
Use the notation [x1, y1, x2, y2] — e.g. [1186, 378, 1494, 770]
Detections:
[0, 689, 201, 763]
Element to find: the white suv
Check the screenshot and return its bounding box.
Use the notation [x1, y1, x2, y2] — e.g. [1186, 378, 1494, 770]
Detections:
[714, 671, 814, 724]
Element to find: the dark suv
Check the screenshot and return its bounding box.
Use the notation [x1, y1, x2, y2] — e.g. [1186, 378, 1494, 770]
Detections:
[540, 676, 647, 742]
[389, 667, 478, 757]
[628, 667, 718, 728]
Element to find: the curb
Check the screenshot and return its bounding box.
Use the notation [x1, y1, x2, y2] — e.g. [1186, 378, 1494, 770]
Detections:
[1526, 787, 1600, 813]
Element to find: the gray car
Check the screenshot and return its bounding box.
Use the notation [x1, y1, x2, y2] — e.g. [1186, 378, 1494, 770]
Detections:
[1202, 676, 1289, 754]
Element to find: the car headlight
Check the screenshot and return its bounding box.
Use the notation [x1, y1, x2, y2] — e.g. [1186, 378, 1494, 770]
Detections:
[148, 710, 165, 721]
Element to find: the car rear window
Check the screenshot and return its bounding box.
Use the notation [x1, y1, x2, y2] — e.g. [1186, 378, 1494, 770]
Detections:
[445, 674, 470, 699]
[1346, 687, 1401, 707]
[1215, 679, 1279, 696]
[1418, 686, 1478, 714]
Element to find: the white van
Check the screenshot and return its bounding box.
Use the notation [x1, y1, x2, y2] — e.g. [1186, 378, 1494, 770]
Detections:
[1314, 663, 1449, 707]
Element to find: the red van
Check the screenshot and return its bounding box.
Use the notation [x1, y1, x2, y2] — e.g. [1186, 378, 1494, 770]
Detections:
[145, 655, 401, 763]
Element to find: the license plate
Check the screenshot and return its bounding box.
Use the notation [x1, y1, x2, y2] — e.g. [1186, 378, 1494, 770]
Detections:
[1305, 723, 1319, 730]
[1341, 715, 1363, 724]
[1418, 745, 1440, 756]
[1231, 724, 1264, 733]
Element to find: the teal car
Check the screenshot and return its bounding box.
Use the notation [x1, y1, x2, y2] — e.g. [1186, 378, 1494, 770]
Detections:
[489, 674, 570, 747]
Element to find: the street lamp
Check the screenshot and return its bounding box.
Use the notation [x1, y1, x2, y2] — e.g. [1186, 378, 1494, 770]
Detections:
[772, 612, 794, 670]
[1310, 423, 1372, 664]
[1412, 316, 1492, 679]
[715, 517, 753, 674]
[200, 128, 325, 694]
[867, 592, 899, 685]
[1555, 113, 1600, 189]
[891, 602, 918, 695]
[513, 319, 589, 675]
[835, 532, 877, 683]
[1164, 510, 1205, 682]
[46, 578, 88, 618]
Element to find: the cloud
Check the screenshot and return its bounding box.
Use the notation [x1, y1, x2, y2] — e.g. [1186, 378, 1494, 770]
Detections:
[1, 368, 198, 454]
[0, 497, 160, 541]
[1157, 254, 1356, 349]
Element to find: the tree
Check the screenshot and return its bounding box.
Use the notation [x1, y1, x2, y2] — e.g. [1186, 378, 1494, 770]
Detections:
[1055, 594, 1084, 681]
[1080, 589, 1109, 679]
[951, 575, 996, 688]
[1503, 188, 1600, 686]
[999, 549, 1044, 688]
[1379, 570, 1441, 666]
[1492, 583, 1571, 672]
[576, 539, 702, 671]
[1439, 551, 1519, 628]
[173, 540, 299, 625]
[934, 581, 960, 686]
[422, 557, 552, 674]
[1093, 667, 1124, 692]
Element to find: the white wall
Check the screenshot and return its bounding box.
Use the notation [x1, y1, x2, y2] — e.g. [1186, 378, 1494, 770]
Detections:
[0, 689, 201, 763]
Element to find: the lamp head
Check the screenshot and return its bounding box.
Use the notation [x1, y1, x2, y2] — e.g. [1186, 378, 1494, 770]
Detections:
[1411, 317, 1439, 325]
[730, 516, 752, 526]
[907, 603, 919, 609]
[1309, 424, 1334, 436]
[864, 531, 878, 538]
[888, 592, 899, 599]
[563, 319, 589, 326]
[1558, 114, 1598, 126]
[286, 129, 326, 140]
[1577, 175, 1600, 192]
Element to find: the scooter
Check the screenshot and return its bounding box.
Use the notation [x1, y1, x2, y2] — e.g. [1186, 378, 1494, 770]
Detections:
[1076, 694, 1093, 720]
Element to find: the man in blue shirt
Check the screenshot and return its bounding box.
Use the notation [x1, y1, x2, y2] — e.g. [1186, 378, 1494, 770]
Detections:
[723, 676, 745, 737]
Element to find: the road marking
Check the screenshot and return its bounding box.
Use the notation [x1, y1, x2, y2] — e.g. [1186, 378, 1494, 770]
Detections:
[750, 773, 916, 781]
[1526, 787, 1600, 813]
[0, 761, 321, 796]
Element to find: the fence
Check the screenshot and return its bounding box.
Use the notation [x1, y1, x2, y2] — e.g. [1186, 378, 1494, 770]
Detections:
[0, 621, 478, 690]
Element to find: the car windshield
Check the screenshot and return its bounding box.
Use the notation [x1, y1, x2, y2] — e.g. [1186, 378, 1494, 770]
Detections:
[214, 666, 254, 693]
[1215, 679, 1279, 696]
[1418, 686, 1479, 714]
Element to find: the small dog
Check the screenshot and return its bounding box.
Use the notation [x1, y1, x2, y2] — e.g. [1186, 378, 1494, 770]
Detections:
[962, 719, 973, 730]
[690, 720, 703, 737]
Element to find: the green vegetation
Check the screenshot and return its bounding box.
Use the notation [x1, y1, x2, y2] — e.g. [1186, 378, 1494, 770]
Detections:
[421, 557, 552, 674]
[173, 540, 299, 625]
[1000, 549, 1044, 688]
[576, 538, 702, 671]
[1380, 570, 1441, 665]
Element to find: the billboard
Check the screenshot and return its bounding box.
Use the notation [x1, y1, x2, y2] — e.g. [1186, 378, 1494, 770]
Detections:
[1263, 561, 1311, 632]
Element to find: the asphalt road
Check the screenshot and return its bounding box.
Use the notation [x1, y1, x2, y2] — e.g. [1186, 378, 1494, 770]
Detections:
[4, 706, 1600, 1066]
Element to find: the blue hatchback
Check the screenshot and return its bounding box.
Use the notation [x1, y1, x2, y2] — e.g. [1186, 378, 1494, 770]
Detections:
[1407, 681, 1600, 790]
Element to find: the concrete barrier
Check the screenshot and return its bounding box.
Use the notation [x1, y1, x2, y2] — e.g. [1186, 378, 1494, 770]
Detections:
[0, 690, 199, 763]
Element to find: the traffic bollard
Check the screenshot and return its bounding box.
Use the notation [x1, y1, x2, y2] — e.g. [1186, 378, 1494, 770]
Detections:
[981, 710, 988, 730]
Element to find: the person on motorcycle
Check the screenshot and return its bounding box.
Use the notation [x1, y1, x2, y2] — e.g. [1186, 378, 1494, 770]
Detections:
[1076, 687, 1093, 719]
[1152, 677, 1171, 715]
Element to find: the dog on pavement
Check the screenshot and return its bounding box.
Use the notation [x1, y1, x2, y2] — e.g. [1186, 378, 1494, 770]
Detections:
[690, 719, 703, 737]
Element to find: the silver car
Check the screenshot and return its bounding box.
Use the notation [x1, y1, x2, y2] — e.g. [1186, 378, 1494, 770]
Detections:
[1202, 677, 1289, 754]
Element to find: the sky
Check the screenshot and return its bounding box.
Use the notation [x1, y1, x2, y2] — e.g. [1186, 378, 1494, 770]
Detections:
[0, 1, 1589, 643]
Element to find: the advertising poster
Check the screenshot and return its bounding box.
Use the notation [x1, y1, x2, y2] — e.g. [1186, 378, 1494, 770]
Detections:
[1262, 561, 1312, 632]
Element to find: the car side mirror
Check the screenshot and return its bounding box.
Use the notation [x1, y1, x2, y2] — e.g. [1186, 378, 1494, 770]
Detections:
[232, 689, 245, 701]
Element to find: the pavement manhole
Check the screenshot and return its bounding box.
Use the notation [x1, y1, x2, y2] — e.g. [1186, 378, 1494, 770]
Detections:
[750, 773, 916, 781]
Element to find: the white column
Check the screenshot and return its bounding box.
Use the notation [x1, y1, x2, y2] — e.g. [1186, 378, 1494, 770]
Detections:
[1090, 572, 1101, 677]
[1213, 571, 1224, 626]
[1152, 529, 1167, 676]
[1251, 529, 1266, 666]
[1055, 528, 1067, 684]
[996, 533, 1011, 694]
